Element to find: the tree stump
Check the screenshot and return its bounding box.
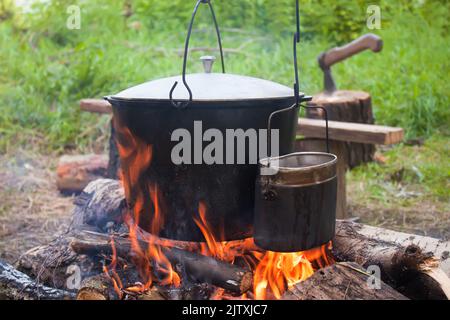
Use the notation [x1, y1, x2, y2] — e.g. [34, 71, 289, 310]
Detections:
[306, 90, 375, 169]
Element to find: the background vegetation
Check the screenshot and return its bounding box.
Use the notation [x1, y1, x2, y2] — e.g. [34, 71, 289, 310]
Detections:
[1, 0, 449, 151]
[0, 0, 448, 231]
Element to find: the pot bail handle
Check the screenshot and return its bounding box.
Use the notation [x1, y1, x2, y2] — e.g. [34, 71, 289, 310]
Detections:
[266, 0, 329, 169]
[169, 0, 226, 109]
[293, 0, 329, 153]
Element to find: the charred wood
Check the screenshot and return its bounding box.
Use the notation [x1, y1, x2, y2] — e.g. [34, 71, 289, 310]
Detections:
[71, 178, 126, 232]
[70, 230, 253, 295]
[16, 235, 101, 291]
[0, 260, 75, 300]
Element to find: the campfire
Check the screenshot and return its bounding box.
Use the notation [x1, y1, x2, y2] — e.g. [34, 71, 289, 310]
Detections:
[101, 206, 333, 300]
[1, 177, 449, 300]
[95, 123, 334, 300]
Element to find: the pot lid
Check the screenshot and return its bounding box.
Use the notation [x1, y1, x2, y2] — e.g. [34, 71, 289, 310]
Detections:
[110, 66, 296, 102]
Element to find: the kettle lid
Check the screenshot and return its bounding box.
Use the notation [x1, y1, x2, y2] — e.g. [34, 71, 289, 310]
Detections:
[111, 71, 296, 102]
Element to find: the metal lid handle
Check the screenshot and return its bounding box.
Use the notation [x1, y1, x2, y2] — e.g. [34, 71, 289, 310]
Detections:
[169, 0, 225, 109]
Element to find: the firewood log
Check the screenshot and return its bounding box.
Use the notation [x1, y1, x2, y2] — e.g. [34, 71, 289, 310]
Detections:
[282, 262, 408, 300]
[56, 154, 108, 194]
[17, 236, 102, 291]
[71, 178, 126, 231]
[0, 260, 75, 300]
[69, 230, 253, 295]
[76, 273, 115, 300]
[77, 274, 211, 300]
[333, 221, 450, 300]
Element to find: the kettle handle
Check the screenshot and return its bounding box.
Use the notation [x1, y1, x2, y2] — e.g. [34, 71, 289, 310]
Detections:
[266, 0, 329, 166]
[169, 0, 225, 109]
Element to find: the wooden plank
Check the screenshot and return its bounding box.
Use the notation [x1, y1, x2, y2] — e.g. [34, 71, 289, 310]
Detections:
[79, 99, 404, 145]
[298, 117, 404, 145]
[80, 99, 112, 114]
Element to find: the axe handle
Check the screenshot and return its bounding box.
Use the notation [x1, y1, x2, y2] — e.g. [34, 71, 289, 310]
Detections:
[321, 34, 383, 68]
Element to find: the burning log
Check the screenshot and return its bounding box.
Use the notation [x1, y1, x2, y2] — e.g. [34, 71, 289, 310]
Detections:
[69, 230, 253, 295]
[0, 260, 75, 300]
[71, 179, 200, 251]
[333, 221, 450, 300]
[56, 154, 108, 194]
[282, 262, 408, 300]
[76, 273, 117, 300]
[76, 273, 211, 300]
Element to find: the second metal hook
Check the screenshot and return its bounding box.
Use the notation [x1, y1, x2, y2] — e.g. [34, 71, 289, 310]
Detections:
[169, 0, 225, 109]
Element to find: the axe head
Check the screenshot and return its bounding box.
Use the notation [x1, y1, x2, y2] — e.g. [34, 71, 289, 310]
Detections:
[317, 34, 383, 95]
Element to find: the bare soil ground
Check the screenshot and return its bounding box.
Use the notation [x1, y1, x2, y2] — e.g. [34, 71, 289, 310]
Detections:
[0, 149, 448, 265]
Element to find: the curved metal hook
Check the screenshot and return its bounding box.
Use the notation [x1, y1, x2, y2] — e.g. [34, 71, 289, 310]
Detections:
[169, 81, 192, 109]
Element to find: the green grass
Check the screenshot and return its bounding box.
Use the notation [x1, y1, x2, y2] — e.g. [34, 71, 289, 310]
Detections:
[348, 136, 450, 205]
[346, 136, 449, 238]
[0, 0, 449, 153]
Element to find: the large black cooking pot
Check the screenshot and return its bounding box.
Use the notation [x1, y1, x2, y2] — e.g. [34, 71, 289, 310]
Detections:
[105, 0, 309, 241]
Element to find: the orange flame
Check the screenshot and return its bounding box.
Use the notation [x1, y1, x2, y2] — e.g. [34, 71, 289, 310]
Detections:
[113, 121, 181, 291]
[193, 201, 333, 299]
[193, 202, 225, 260]
[103, 237, 124, 299]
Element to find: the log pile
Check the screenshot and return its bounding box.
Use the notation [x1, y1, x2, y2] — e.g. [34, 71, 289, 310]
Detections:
[1, 179, 448, 300]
